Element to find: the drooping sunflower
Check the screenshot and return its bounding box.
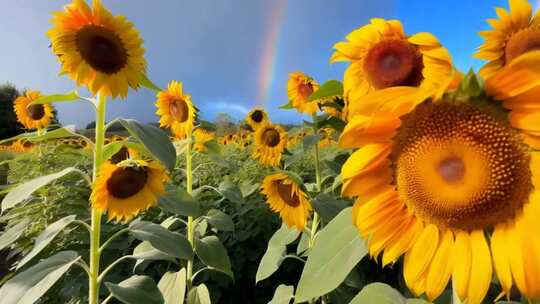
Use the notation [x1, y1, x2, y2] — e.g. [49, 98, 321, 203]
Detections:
[331, 18, 454, 119]
[261, 172, 312, 230]
[287, 72, 320, 114]
[156, 81, 197, 139]
[193, 128, 215, 152]
[340, 56, 540, 302]
[252, 124, 287, 167]
[109, 145, 138, 164]
[475, 0, 540, 79]
[91, 160, 169, 222]
[47, 0, 146, 99]
[246, 108, 269, 130]
[13, 91, 54, 130]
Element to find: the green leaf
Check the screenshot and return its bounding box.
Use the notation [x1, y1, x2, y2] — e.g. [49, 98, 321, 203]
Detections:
[303, 134, 321, 152]
[118, 119, 176, 171]
[105, 275, 164, 304]
[279, 101, 294, 109]
[31, 91, 81, 105]
[141, 74, 163, 92]
[0, 251, 80, 304]
[256, 224, 300, 283]
[186, 284, 211, 304]
[318, 116, 346, 133]
[278, 170, 303, 186]
[101, 142, 125, 162]
[349, 283, 406, 304]
[17, 215, 77, 270]
[158, 186, 202, 217]
[239, 181, 260, 198]
[158, 269, 186, 304]
[308, 80, 343, 102]
[206, 209, 234, 232]
[269, 285, 294, 304]
[295, 208, 367, 302]
[203, 140, 221, 156]
[0, 126, 85, 145]
[2, 167, 81, 212]
[296, 232, 310, 256]
[132, 241, 176, 262]
[311, 193, 351, 224]
[406, 299, 431, 304]
[195, 236, 233, 279]
[0, 218, 31, 251]
[218, 181, 245, 204]
[129, 221, 193, 260]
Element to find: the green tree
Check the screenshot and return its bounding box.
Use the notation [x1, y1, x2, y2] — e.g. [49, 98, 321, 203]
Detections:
[0, 83, 23, 139]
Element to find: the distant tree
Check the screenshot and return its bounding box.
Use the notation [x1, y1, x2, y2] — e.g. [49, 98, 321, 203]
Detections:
[0, 83, 23, 139]
[86, 121, 96, 129]
[215, 112, 236, 135]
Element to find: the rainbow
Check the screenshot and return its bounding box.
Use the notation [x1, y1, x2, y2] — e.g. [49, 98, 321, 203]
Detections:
[256, 0, 288, 107]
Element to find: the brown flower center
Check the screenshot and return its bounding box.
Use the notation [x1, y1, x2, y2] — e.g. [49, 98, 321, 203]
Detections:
[505, 29, 540, 64]
[26, 104, 45, 120]
[394, 101, 532, 230]
[76, 25, 128, 75]
[106, 166, 148, 199]
[251, 110, 264, 123]
[364, 38, 423, 89]
[298, 82, 314, 98]
[169, 98, 189, 122]
[263, 128, 281, 147]
[276, 181, 301, 207]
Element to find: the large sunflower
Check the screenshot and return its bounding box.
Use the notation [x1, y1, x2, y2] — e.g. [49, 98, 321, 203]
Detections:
[47, 0, 146, 99]
[340, 55, 540, 302]
[261, 172, 312, 230]
[252, 124, 287, 167]
[156, 81, 197, 139]
[245, 108, 269, 130]
[13, 91, 54, 130]
[287, 72, 320, 114]
[91, 160, 168, 222]
[475, 0, 540, 79]
[331, 18, 454, 119]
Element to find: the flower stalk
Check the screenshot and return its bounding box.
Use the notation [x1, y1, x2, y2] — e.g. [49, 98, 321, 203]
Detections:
[309, 113, 321, 247]
[185, 135, 195, 292]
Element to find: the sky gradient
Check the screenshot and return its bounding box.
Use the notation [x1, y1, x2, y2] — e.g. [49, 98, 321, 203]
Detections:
[0, 0, 534, 127]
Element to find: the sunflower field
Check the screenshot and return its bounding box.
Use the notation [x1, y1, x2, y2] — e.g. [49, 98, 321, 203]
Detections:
[1, 0, 540, 303]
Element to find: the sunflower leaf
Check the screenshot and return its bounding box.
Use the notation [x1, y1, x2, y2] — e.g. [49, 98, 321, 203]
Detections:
[279, 101, 294, 109]
[206, 209, 234, 232]
[269, 285, 294, 304]
[186, 284, 211, 304]
[141, 74, 163, 93]
[105, 275, 164, 304]
[129, 221, 193, 260]
[349, 283, 406, 304]
[158, 185, 202, 217]
[30, 91, 81, 105]
[158, 269, 186, 304]
[308, 80, 343, 102]
[256, 223, 300, 283]
[195, 236, 234, 279]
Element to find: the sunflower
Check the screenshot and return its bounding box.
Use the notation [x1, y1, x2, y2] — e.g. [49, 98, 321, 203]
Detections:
[109, 145, 138, 164]
[10, 139, 34, 153]
[475, 0, 540, 79]
[13, 91, 54, 130]
[252, 124, 287, 167]
[47, 0, 146, 99]
[156, 81, 197, 139]
[261, 172, 312, 230]
[91, 159, 168, 222]
[287, 72, 320, 114]
[246, 108, 269, 130]
[340, 59, 540, 302]
[193, 128, 215, 152]
[331, 18, 454, 119]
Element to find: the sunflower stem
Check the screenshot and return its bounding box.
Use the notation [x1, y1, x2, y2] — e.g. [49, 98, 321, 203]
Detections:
[185, 135, 195, 294]
[89, 93, 107, 304]
[309, 113, 321, 247]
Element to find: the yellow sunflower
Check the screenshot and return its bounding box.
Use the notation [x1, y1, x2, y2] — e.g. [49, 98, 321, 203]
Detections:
[47, 0, 146, 99]
[193, 128, 215, 152]
[252, 124, 287, 167]
[331, 18, 454, 119]
[261, 172, 312, 230]
[156, 81, 197, 139]
[340, 58, 540, 302]
[475, 0, 540, 79]
[246, 108, 269, 130]
[91, 160, 169, 222]
[287, 72, 320, 114]
[13, 91, 54, 130]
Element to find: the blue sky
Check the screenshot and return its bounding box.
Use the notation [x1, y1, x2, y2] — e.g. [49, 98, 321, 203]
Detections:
[0, 0, 534, 127]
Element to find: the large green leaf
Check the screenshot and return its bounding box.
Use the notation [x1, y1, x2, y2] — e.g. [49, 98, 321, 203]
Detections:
[0, 218, 31, 251]
[195, 236, 233, 279]
[256, 224, 300, 283]
[311, 193, 350, 224]
[2, 167, 81, 212]
[295, 208, 367, 302]
[349, 283, 406, 304]
[118, 119, 176, 171]
[158, 269, 186, 304]
[308, 80, 343, 101]
[186, 284, 211, 304]
[132, 241, 177, 271]
[269, 285, 294, 304]
[129, 221, 193, 260]
[141, 74, 163, 92]
[31, 91, 81, 105]
[218, 181, 245, 204]
[17, 215, 77, 270]
[206, 209, 234, 232]
[159, 185, 202, 217]
[0, 251, 80, 304]
[0, 126, 84, 145]
[105, 275, 164, 304]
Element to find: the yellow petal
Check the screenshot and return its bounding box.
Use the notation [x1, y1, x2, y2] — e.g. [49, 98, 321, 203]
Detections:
[452, 231, 471, 301]
[341, 143, 392, 179]
[467, 230, 492, 304]
[491, 224, 513, 295]
[408, 32, 441, 46]
[339, 115, 400, 148]
[404, 224, 439, 286]
[426, 230, 454, 301]
[382, 218, 423, 266]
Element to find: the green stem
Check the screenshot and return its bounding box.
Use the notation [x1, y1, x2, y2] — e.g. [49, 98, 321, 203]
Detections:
[185, 136, 195, 293]
[89, 93, 107, 304]
[309, 114, 322, 247]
